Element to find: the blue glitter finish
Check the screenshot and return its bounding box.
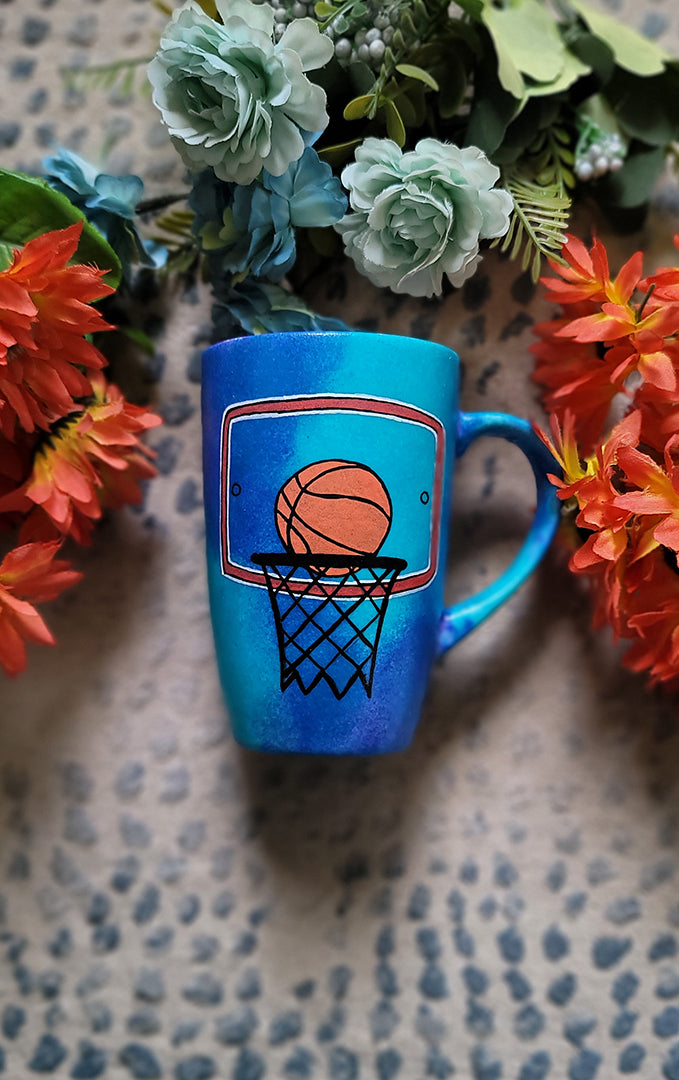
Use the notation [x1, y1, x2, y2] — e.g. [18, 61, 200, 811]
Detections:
[202, 332, 559, 754]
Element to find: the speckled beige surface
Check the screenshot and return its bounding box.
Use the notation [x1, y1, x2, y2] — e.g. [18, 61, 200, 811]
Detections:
[2, 2, 679, 1078]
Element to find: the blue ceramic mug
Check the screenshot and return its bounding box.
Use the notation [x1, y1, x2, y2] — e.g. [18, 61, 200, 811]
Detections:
[202, 331, 559, 754]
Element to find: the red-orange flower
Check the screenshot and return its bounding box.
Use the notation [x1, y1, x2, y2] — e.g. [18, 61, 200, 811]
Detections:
[534, 233, 679, 689]
[540, 234, 643, 308]
[613, 437, 679, 559]
[0, 540, 82, 676]
[623, 550, 679, 686]
[0, 223, 114, 438]
[0, 375, 162, 544]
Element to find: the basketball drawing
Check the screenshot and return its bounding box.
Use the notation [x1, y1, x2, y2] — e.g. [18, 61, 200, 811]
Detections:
[275, 460, 392, 574]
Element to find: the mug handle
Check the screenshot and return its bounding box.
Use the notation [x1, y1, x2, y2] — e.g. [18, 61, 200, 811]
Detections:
[437, 410, 561, 656]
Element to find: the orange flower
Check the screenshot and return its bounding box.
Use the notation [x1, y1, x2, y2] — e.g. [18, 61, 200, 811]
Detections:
[639, 235, 679, 304]
[0, 540, 82, 676]
[623, 550, 679, 686]
[634, 384, 679, 452]
[0, 375, 161, 544]
[0, 224, 114, 438]
[541, 235, 643, 307]
[531, 330, 625, 453]
[534, 410, 595, 492]
[614, 437, 679, 559]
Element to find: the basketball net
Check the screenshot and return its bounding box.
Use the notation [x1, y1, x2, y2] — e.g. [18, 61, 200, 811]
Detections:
[251, 553, 407, 700]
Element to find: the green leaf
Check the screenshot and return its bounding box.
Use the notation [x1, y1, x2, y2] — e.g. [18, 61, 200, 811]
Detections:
[382, 99, 406, 146]
[494, 96, 563, 163]
[598, 145, 666, 208]
[608, 66, 679, 147]
[438, 59, 467, 118]
[482, 0, 566, 90]
[482, 21, 525, 98]
[306, 226, 342, 257]
[0, 169, 122, 287]
[343, 94, 374, 120]
[315, 2, 336, 17]
[566, 31, 615, 84]
[0, 242, 13, 272]
[395, 63, 439, 90]
[120, 325, 156, 355]
[579, 92, 622, 137]
[524, 48, 591, 98]
[317, 137, 364, 168]
[454, 0, 486, 16]
[195, 0, 218, 16]
[570, 0, 669, 77]
[466, 83, 518, 157]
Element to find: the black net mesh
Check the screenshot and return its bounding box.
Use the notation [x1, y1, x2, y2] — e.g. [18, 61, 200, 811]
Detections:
[251, 554, 407, 700]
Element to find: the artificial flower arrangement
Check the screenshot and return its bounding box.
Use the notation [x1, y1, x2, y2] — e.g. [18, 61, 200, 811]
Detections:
[535, 235, 679, 690]
[0, 169, 164, 676]
[130, 0, 679, 334]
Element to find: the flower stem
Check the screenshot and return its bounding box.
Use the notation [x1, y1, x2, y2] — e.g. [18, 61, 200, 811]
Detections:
[137, 193, 189, 214]
[637, 282, 656, 321]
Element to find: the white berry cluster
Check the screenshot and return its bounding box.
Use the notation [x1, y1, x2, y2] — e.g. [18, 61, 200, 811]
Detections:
[250, 0, 319, 39]
[333, 12, 398, 70]
[574, 130, 625, 182]
[251, 0, 396, 69]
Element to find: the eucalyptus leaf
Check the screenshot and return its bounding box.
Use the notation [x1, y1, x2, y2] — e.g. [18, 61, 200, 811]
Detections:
[399, 80, 426, 128]
[0, 169, 122, 287]
[382, 99, 406, 146]
[343, 94, 374, 120]
[570, 0, 669, 77]
[483, 0, 566, 87]
[395, 63, 439, 91]
[347, 59, 375, 95]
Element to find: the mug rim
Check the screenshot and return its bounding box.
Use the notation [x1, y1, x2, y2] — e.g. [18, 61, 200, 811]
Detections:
[202, 330, 459, 368]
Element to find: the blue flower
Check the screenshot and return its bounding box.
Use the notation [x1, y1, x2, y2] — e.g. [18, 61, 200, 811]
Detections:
[148, 0, 332, 185]
[195, 147, 347, 283]
[336, 137, 513, 297]
[43, 148, 167, 277]
[216, 280, 349, 336]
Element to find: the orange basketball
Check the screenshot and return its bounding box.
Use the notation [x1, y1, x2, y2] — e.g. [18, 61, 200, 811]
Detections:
[275, 460, 392, 571]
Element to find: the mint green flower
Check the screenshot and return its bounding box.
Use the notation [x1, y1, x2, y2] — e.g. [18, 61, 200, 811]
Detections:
[148, 0, 333, 185]
[335, 138, 514, 298]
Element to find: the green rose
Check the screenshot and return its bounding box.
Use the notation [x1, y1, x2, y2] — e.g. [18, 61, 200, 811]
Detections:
[335, 138, 514, 298]
[148, 0, 333, 185]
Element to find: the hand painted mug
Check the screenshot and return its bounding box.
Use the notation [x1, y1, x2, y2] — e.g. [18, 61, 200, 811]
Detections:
[202, 331, 559, 755]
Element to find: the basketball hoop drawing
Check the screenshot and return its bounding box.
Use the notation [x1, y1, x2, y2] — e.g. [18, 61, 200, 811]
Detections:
[253, 459, 407, 699]
[252, 553, 407, 699]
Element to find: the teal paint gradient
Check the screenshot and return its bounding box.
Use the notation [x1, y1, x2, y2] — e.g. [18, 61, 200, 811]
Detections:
[202, 332, 559, 755]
